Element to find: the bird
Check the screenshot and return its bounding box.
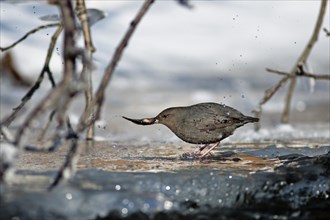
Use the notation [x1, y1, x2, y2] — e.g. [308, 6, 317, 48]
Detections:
[122, 102, 259, 158]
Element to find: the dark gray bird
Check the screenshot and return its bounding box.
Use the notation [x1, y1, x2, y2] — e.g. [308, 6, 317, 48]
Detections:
[123, 102, 258, 158]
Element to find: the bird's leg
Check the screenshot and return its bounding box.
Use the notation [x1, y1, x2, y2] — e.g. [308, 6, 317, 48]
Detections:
[200, 142, 220, 158]
[194, 144, 209, 155]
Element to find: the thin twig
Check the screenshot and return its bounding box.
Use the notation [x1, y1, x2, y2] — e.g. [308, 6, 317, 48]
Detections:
[76, 0, 95, 140]
[266, 68, 330, 80]
[48, 134, 79, 190]
[77, 0, 155, 132]
[13, 84, 63, 147]
[37, 110, 56, 140]
[76, 0, 95, 52]
[254, 0, 328, 128]
[46, 0, 84, 190]
[0, 23, 60, 52]
[324, 27, 330, 36]
[253, 75, 290, 130]
[13, 0, 80, 148]
[2, 25, 63, 127]
[282, 0, 327, 123]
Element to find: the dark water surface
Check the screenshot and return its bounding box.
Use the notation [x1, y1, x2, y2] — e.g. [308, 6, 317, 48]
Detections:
[1, 141, 329, 220]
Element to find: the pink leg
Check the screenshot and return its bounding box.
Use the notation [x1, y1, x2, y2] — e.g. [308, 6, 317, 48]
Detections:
[201, 142, 220, 158]
[194, 144, 209, 155]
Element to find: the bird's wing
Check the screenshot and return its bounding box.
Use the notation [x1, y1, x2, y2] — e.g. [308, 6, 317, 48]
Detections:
[183, 110, 234, 133]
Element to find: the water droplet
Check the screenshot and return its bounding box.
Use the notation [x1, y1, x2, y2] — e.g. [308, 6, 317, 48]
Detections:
[241, 94, 245, 98]
[296, 101, 306, 112]
[229, 175, 233, 179]
[115, 185, 121, 190]
[65, 193, 72, 200]
[121, 208, 128, 215]
[164, 200, 173, 210]
[123, 199, 130, 205]
[210, 172, 214, 176]
[218, 199, 222, 203]
[142, 203, 150, 211]
[165, 185, 171, 191]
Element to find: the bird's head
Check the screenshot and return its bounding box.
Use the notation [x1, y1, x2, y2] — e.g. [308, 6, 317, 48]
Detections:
[155, 108, 178, 126]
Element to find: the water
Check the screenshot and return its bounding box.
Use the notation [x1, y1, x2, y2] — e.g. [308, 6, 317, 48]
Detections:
[1, 143, 329, 219]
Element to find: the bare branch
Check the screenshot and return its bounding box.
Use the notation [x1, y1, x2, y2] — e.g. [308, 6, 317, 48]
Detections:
[13, 0, 80, 148]
[253, 75, 290, 130]
[324, 27, 330, 36]
[37, 110, 56, 140]
[0, 23, 60, 52]
[48, 134, 79, 190]
[266, 68, 330, 80]
[44, 0, 84, 190]
[254, 0, 328, 128]
[282, 0, 328, 123]
[76, 0, 95, 52]
[76, 0, 95, 140]
[1, 25, 63, 127]
[77, 0, 155, 132]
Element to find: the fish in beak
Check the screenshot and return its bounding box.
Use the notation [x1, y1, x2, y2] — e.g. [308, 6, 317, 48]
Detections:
[122, 116, 157, 125]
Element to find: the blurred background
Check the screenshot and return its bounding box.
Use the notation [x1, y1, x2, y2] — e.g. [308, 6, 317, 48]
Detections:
[1, 0, 329, 143]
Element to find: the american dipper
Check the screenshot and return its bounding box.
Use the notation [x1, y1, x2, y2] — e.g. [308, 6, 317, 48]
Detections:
[123, 102, 259, 158]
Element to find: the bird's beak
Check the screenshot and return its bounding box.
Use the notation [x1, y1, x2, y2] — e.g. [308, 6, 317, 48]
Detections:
[122, 116, 157, 125]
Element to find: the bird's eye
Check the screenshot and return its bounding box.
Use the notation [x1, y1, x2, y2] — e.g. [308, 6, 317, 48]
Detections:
[163, 115, 168, 118]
